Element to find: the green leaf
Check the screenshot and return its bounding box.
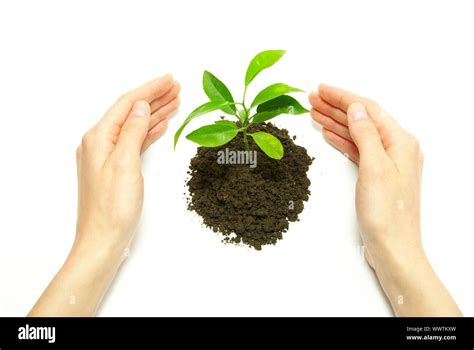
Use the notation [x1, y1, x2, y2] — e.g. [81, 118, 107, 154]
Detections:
[186, 123, 239, 147]
[257, 95, 309, 114]
[249, 132, 284, 160]
[203, 71, 236, 115]
[245, 50, 286, 86]
[214, 119, 237, 127]
[251, 83, 304, 108]
[174, 100, 234, 148]
[252, 95, 309, 123]
[251, 111, 281, 123]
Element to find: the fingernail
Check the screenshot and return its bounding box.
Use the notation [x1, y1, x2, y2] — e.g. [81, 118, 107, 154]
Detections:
[132, 100, 150, 117]
[349, 102, 368, 121]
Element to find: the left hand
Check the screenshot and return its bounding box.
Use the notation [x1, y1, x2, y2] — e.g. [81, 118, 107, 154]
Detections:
[75, 74, 180, 259]
[29, 75, 180, 316]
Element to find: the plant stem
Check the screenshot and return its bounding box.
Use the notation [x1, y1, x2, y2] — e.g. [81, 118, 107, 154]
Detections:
[241, 86, 250, 151]
[243, 126, 249, 151]
[242, 87, 250, 119]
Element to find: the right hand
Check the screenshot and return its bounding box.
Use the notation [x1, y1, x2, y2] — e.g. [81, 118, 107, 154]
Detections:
[308, 85, 461, 316]
[308, 85, 424, 270]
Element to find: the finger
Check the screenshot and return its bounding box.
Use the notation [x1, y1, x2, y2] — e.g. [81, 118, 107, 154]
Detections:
[347, 102, 386, 167]
[150, 81, 181, 114]
[141, 119, 168, 153]
[114, 100, 151, 157]
[311, 108, 352, 141]
[308, 92, 348, 126]
[318, 84, 373, 112]
[318, 84, 403, 148]
[150, 96, 180, 129]
[100, 74, 174, 128]
[322, 128, 359, 164]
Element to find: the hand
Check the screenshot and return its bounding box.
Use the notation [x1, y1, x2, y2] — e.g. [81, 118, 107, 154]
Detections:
[29, 75, 180, 316]
[309, 85, 422, 267]
[75, 74, 180, 258]
[309, 85, 461, 316]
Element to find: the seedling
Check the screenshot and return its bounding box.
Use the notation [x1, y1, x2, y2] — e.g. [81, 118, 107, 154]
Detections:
[174, 50, 309, 159]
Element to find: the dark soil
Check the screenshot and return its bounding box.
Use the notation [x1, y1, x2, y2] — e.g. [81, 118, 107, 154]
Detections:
[186, 122, 313, 250]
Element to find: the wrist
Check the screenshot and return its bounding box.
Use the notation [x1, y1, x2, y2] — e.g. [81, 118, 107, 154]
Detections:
[372, 242, 427, 277]
[69, 231, 130, 273]
[370, 237, 426, 275]
[364, 226, 423, 267]
[38, 233, 128, 316]
[366, 233, 432, 307]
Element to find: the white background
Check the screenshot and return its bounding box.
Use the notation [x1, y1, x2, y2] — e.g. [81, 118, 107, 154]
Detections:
[0, 0, 473, 316]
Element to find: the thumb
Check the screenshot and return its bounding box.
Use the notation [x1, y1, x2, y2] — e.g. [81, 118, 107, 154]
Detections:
[347, 102, 386, 166]
[116, 100, 151, 156]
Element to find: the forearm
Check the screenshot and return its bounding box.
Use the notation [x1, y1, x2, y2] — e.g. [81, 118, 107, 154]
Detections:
[370, 238, 462, 317]
[28, 238, 124, 316]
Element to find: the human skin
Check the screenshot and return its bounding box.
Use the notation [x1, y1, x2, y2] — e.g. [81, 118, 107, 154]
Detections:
[29, 76, 461, 317]
[28, 74, 180, 316]
[309, 85, 462, 316]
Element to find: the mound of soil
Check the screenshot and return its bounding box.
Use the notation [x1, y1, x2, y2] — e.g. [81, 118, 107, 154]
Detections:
[186, 122, 313, 250]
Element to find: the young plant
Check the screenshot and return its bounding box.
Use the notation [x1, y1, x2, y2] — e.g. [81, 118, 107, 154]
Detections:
[174, 50, 309, 160]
